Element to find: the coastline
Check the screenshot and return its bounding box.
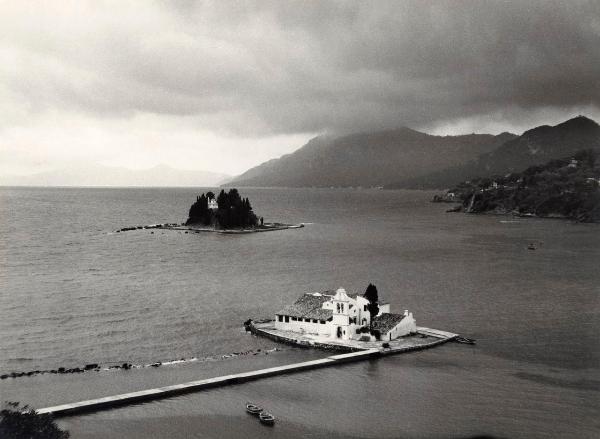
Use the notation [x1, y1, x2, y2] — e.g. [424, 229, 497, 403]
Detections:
[441, 204, 600, 223]
[248, 320, 458, 354]
[473, 210, 600, 223]
[115, 222, 305, 234]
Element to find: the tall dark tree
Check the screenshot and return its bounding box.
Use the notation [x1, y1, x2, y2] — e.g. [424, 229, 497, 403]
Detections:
[364, 283, 380, 331]
[186, 193, 211, 225]
[217, 189, 229, 209]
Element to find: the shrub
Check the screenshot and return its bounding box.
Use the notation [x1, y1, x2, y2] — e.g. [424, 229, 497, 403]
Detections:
[0, 401, 70, 439]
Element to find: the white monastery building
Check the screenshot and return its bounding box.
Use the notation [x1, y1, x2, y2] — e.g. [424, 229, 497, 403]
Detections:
[274, 288, 416, 341]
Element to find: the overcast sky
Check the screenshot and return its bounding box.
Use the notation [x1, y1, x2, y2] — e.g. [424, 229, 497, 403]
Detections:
[1, 0, 599, 176]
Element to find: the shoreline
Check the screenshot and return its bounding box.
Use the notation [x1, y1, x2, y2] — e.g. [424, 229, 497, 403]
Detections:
[248, 320, 459, 354]
[442, 205, 600, 223]
[115, 222, 305, 234]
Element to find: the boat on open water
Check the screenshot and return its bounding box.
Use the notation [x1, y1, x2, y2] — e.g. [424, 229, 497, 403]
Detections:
[259, 411, 275, 425]
[245, 402, 263, 415]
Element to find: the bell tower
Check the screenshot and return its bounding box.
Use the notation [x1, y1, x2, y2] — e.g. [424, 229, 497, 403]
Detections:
[331, 287, 350, 339]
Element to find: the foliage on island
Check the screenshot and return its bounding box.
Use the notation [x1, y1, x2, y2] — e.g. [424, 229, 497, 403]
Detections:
[363, 283, 380, 332]
[186, 188, 258, 229]
[444, 149, 600, 222]
[0, 402, 70, 439]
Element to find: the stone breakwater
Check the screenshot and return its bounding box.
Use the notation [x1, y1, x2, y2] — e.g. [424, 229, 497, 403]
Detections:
[33, 324, 466, 417]
[0, 348, 280, 381]
[114, 223, 178, 232]
[114, 222, 304, 234]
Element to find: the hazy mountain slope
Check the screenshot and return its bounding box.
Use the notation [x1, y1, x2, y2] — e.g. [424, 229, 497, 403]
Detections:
[227, 129, 516, 188]
[390, 116, 600, 189]
[0, 164, 230, 187]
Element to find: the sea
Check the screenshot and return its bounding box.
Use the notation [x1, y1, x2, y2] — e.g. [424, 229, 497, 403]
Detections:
[0, 187, 598, 439]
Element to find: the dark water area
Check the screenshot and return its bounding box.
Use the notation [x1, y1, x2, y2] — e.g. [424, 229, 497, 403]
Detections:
[0, 187, 599, 438]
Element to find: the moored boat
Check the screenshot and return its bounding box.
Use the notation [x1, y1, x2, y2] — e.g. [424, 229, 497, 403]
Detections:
[245, 402, 263, 415]
[259, 411, 275, 425]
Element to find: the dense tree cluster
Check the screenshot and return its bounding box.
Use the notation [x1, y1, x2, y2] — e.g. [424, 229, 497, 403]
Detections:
[0, 402, 69, 439]
[186, 189, 258, 229]
[450, 149, 600, 222]
[187, 193, 212, 225]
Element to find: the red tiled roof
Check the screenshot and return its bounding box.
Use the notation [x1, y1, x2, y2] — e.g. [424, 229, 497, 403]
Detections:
[276, 293, 333, 321]
[372, 313, 405, 334]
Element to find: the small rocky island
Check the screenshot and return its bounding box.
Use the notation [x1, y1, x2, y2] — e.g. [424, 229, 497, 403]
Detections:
[115, 188, 303, 234]
[435, 149, 600, 222]
[186, 189, 258, 228]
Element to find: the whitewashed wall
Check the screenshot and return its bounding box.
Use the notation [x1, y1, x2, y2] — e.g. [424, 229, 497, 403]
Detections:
[383, 312, 417, 340]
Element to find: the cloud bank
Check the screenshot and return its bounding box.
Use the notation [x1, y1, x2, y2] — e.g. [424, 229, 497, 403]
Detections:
[1, 0, 599, 174]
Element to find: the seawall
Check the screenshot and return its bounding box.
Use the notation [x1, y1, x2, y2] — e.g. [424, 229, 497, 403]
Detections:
[37, 350, 380, 418]
[36, 325, 458, 418]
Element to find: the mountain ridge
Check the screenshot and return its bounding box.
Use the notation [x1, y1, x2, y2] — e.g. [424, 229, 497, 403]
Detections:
[0, 163, 230, 187]
[388, 116, 600, 189]
[226, 128, 516, 188]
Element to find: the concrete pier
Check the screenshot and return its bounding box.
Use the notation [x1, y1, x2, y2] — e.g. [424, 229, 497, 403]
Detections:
[36, 328, 457, 418]
[36, 350, 379, 417]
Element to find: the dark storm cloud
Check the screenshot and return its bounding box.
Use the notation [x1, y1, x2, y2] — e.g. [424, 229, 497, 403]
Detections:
[1, 0, 599, 135]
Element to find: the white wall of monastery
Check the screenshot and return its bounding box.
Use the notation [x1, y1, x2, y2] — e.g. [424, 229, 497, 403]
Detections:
[383, 312, 417, 340]
[273, 288, 414, 341]
[274, 317, 331, 336]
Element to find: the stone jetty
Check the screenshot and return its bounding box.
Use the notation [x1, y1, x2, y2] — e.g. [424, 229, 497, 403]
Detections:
[114, 222, 304, 234]
[36, 326, 459, 417]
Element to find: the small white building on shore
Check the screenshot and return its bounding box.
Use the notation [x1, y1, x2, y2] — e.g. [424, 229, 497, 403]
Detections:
[274, 288, 416, 341]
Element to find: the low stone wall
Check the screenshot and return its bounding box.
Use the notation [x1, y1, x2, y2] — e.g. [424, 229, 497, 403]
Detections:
[37, 350, 379, 418]
[248, 321, 459, 354]
[249, 324, 363, 353]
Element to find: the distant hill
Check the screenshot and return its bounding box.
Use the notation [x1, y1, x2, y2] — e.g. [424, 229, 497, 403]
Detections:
[226, 128, 516, 188]
[390, 116, 600, 189]
[0, 163, 230, 187]
[441, 149, 600, 222]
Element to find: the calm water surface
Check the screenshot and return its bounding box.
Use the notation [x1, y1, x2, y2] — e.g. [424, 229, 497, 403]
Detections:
[0, 187, 598, 438]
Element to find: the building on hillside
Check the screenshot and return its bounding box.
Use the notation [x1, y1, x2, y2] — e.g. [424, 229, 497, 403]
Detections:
[208, 197, 218, 210]
[274, 287, 416, 341]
